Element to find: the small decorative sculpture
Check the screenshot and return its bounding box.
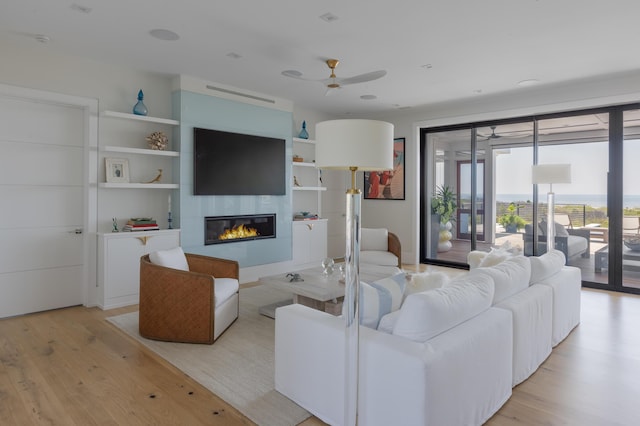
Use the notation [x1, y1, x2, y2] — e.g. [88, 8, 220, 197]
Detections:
[112, 218, 119, 232]
[146, 169, 163, 183]
[286, 273, 304, 283]
[146, 131, 168, 150]
[293, 176, 301, 187]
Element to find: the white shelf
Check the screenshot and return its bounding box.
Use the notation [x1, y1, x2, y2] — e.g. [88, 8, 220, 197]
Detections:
[98, 228, 180, 237]
[293, 186, 326, 191]
[99, 183, 179, 189]
[102, 145, 180, 157]
[293, 161, 316, 167]
[103, 110, 179, 126]
[293, 137, 316, 144]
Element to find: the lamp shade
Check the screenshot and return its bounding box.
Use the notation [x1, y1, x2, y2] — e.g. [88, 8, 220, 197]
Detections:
[531, 164, 572, 184]
[315, 119, 394, 170]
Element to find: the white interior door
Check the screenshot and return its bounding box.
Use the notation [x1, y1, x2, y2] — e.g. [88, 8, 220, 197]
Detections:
[0, 93, 86, 318]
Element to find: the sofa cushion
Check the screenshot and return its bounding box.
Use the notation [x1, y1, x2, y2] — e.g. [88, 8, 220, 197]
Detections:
[149, 246, 189, 271]
[470, 255, 531, 304]
[214, 277, 239, 307]
[529, 250, 566, 284]
[392, 274, 494, 342]
[353, 272, 407, 329]
[360, 250, 398, 266]
[361, 228, 388, 251]
[377, 309, 400, 334]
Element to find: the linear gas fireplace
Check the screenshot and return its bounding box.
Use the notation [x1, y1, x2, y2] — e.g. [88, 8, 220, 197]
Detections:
[205, 214, 276, 245]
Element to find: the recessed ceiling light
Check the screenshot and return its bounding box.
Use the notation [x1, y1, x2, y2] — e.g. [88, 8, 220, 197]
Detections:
[517, 79, 540, 87]
[34, 34, 50, 43]
[282, 70, 303, 77]
[360, 95, 377, 100]
[70, 3, 92, 14]
[149, 29, 180, 41]
[421, 64, 433, 69]
[319, 12, 339, 23]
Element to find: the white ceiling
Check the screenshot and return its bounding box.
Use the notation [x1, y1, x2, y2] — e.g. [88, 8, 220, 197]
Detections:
[3, 0, 640, 116]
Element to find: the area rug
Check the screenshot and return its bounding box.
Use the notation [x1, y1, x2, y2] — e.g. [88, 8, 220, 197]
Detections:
[106, 285, 310, 426]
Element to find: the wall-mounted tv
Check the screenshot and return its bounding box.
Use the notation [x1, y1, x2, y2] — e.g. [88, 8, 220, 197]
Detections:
[194, 127, 286, 195]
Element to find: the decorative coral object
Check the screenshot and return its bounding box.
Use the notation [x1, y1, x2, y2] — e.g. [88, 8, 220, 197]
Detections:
[146, 131, 168, 150]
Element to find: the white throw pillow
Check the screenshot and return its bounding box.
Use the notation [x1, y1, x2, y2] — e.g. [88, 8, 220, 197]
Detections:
[345, 272, 407, 329]
[361, 228, 388, 251]
[478, 251, 512, 267]
[406, 271, 450, 295]
[529, 250, 566, 284]
[555, 222, 569, 237]
[393, 274, 494, 342]
[469, 255, 531, 304]
[149, 246, 189, 271]
[467, 250, 488, 269]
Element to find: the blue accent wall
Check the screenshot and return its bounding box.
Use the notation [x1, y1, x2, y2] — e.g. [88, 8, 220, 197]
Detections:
[172, 90, 292, 267]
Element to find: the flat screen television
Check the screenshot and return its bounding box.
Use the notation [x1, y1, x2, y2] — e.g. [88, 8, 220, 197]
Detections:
[193, 127, 286, 195]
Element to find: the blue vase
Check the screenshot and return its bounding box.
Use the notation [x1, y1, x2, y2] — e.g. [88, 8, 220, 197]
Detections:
[133, 89, 148, 116]
[298, 120, 309, 139]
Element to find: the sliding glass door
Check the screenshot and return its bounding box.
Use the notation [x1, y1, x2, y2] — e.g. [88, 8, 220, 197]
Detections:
[622, 109, 640, 290]
[420, 104, 640, 295]
[536, 113, 609, 285]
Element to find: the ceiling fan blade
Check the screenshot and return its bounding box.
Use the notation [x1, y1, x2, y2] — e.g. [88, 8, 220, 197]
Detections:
[340, 70, 387, 85]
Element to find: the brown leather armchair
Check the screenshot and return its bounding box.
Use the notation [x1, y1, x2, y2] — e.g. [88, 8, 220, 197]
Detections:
[139, 253, 239, 344]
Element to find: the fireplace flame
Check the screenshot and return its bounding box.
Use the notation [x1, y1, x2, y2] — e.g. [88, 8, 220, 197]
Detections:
[219, 224, 260, 240]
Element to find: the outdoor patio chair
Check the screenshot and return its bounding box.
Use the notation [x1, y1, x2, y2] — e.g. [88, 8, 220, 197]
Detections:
[523, 221, 590, 263]
[554, 213, 573, 229]
[623, 216, 640, 236]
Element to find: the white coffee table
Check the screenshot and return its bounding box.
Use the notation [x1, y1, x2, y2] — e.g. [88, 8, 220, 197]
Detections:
[258, 264, 402, 318]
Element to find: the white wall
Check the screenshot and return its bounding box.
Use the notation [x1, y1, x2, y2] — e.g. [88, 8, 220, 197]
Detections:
[6, 37, 640, 269]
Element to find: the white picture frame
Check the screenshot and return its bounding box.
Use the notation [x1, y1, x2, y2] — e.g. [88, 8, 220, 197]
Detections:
[105, 158, 130, 183]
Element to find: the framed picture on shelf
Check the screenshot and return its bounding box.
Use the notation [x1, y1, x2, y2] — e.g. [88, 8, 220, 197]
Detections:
[105, 158, 130, 183]
[364, 137, 405, 200]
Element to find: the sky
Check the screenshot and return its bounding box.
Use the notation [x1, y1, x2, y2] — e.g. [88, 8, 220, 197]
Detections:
[495, 140, 640, 196]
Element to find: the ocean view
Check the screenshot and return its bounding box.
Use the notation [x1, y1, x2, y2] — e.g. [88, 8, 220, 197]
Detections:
[495, 194, 640, 208]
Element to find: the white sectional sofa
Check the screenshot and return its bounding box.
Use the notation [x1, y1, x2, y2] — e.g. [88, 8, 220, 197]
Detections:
[274, 249, 581, 426]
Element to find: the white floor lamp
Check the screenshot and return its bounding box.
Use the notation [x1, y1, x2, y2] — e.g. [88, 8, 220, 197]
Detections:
[531, 164, 572, 253]
[315, 119, 394, 426]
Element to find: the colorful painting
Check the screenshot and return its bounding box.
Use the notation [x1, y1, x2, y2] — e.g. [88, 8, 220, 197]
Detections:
[364, 137, 405, 200]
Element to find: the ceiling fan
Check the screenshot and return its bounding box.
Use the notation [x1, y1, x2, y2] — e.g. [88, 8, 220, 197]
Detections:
[480, 126, 502, 140]
[478, 126, 532, 141]
[282, 59, 387, 94]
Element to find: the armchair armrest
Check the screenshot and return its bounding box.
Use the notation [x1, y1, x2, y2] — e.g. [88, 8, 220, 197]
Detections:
[388, 232, 402, 267]
[186, 253, 239, 279]
[568, 228, 590, 258]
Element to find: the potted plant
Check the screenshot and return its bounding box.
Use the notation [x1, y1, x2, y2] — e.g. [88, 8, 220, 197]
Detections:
[432, 185, 457, 224]
[431, 185, 457, 252]
[498, 202, 527, 233]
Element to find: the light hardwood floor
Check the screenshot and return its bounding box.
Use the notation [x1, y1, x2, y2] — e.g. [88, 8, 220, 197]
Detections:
[1, 283, 639, 425]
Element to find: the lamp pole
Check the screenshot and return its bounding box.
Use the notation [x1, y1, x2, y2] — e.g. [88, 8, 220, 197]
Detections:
[344, 167, 360, 426]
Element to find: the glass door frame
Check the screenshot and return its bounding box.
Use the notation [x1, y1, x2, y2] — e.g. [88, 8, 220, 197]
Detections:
[419, 104, 640, 295]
